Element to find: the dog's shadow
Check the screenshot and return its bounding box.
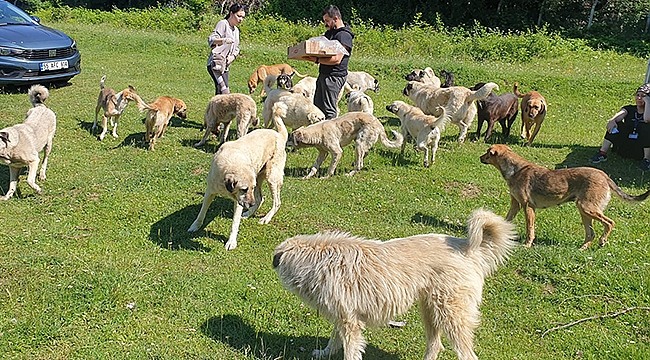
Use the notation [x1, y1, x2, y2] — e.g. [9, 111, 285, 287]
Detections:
[113, 132, 147, 149]
[411, 212, 466, 233]
[201, 314, 399, 360]
[148, 197, 234, 251]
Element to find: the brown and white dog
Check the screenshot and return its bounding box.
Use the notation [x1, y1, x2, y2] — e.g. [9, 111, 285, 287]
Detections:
[513, 83, 547, 146]
[248, 63, 307, 96]
[480, 144, 650, 249]
[136, 96, 187, 150]
[93, 75, 139, 141]
[0, 85, 56, 200]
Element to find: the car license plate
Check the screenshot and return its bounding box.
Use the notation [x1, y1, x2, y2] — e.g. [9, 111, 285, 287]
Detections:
[40, 60, 68, 71]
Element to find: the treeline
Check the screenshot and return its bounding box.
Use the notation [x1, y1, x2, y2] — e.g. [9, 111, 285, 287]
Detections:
[13, 0, 650, 44]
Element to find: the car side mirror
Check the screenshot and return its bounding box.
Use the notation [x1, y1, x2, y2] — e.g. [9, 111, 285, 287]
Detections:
[31, 15, 40, 23]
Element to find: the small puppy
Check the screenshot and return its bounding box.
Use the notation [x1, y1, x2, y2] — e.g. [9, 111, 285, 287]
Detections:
[343, 71, 379, 93]
[273, 208, 517, 360]
[480, 144, 650, 249]
[93, 75, 139, 141]
[513, 83, 547, 146]
[188, 105, 288, 250]
[292, 112, 403, 178]
[386, 100, 449, 167]
[345, 89, 374, 114]
[404, 67, 441, 88]
[136, 96, 187, 150]
[194, 93, 258, 147]
[470, 82, 519, 142]
[0, 85, 56, 200]
[440, 69, 455, 88]
[248, 63, 307, 96]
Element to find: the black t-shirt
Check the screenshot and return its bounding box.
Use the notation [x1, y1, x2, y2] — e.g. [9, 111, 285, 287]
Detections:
[604, 105, 650, 159]
[319, 25, 354, 77]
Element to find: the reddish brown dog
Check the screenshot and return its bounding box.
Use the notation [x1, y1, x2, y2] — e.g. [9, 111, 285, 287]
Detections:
[480, 144, 650, 249]
[513, 83, 546, 146]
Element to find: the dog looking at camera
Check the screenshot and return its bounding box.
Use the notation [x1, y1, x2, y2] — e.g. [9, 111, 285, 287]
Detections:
[136, 96, 187, 151]
[273, 208, 517, 360]
[194, 93, 259, 148]
[513, 83, 547, 146]
[386, 100, 450, 167]
[188, 103, 288, 250]
[292, 112, 403, 178]
[480, 144, 650, 249]
[469, 82, 519, 142]
[248, 63, 307, 96]
[0, 85, 56, 200]
[93, 75, 139, 141]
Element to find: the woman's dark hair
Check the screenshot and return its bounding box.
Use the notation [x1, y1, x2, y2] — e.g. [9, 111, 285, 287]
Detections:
[225, 3, 246, 19]
[322, 5, 341, 19]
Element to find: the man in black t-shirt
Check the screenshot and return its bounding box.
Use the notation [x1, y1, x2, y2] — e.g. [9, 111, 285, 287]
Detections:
[305, 5, 354, 120]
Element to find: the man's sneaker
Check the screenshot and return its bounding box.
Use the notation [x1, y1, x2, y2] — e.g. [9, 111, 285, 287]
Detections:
[639, 158, 650, 171]
[590, 152, 607, 164]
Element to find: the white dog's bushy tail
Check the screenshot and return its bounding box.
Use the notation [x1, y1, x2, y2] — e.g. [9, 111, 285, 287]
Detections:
[465, 208, 517, 276]
[467, 82, 499, 103]
[376, 117, 404, 149]
[271, 102, 289, 143]
[28, 85, 49, 106]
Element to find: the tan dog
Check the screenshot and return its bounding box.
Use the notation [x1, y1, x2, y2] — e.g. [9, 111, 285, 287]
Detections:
[403, 81, 498, 143]
[513, 83, 547, 146]
[194, 93, 258, 147]
[292, 112, 403, 178]
[480, 144, 650, 249]
[262, 90, 325, 130]
[386, 100, 449, 167]
[248, 63, 307, 96]
[273, 209, 517, 360]
[404, 67, 441, 88]
[0, 85, 56, 200]
[136, 96, 187, 150]
[93, 75, 139, 141]
[343, 71, 379, 93]
[188, 105, 288, 250]
[345, 89, 374, 114]
[290, 76, 317, 102]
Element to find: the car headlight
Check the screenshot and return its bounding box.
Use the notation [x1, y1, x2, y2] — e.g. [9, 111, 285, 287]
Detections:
[0, 47, 25, 56]
[71, 40, 77, 50]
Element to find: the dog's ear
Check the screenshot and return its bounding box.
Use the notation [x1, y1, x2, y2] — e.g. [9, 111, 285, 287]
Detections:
[0, 131, 9, 146]
[224, 174, 237, 193]
[128, 85, 135, 91]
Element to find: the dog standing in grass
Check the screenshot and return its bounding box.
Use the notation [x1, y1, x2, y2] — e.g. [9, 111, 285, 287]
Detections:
[188, 103, 288, 250]
[194, 93, 258, 148]
[136, 96, 187, 151]
[480, 144, 650, 249]
[93, 75, 139, 141]
[273, 209, 517, 360]
[0, 85, 56, 200]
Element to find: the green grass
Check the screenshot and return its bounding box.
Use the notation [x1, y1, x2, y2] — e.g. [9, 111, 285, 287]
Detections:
[1, 17, 649, 360]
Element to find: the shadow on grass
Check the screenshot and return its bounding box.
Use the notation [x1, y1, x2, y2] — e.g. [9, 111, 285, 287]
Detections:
[113, 132, 147, 149]
[411, 212, 466, 233]
[148, 197, 235, 251]
[200, 314, 399, 360]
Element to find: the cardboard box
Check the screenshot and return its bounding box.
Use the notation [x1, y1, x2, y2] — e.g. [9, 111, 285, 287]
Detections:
[288, 40, 338, 59]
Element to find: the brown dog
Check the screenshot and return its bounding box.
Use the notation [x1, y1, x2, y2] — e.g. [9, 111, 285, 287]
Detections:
[136, 96, 187, 150]
[248, 63, 306, 96]
[513, 83, 546, 146]
[480, 144, 650, 249]
[93, 75, 140, 141]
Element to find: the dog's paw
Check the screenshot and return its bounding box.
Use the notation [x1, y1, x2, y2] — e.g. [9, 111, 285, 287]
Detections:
[224, 239, 238, 251]
[187, 222, 202, 232]
[259, 216, 271, 225]
[311, 349, 328, 359]
[193, 141, 204, 148]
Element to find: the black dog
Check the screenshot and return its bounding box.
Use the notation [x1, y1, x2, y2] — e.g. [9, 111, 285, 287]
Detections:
[470, 82, 519, 142]
[440, 70, 455, 88]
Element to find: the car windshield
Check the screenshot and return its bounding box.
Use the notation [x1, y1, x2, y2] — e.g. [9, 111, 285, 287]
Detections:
[0, 1, 36, 25]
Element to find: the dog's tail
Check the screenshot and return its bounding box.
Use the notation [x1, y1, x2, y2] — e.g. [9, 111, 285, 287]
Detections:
[607, 177, 650, 202]
[292, 69, 308, 78]
[134, 93, 152, 112]
[271, 102, 289, 142]
[100, 75, 107, 90]
[377, 118, 404, 149]
[28, 84, 49, 106]
[465, 208, 517, 277]
[513, 82, 525, 98]
[467, 82, 499, 103]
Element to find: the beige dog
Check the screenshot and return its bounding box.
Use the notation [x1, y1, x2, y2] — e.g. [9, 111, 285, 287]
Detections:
[292, 112, 403, 178]
[273, 208, 517, 360]
[262, 89, 325, 130]
[345, 89, 374, 114]
[136, 96, 187, 151]
[513, 83, 547, 146]
[0, 85, 56, 200]
[404, 67, 442, 88]
[386, 100, 450, 167]
[188, 105, 288, 250]
[343, 71, 379, 93]
[248, 63, 306, 96]
[290, 76, 317, 102]
[480, 144, 650, 249]
[194, 93, 258, 148]
[93, 75, 139, 141]
[403, 81, 498, 143]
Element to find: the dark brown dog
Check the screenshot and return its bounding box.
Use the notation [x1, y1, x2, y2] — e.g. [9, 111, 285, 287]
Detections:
[480, 144, 650, 249]
[470, 82, 519, 142]
[513, 83, 546, 146]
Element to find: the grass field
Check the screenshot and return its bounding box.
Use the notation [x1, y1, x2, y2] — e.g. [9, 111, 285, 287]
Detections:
[0, 16, 649, 360]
